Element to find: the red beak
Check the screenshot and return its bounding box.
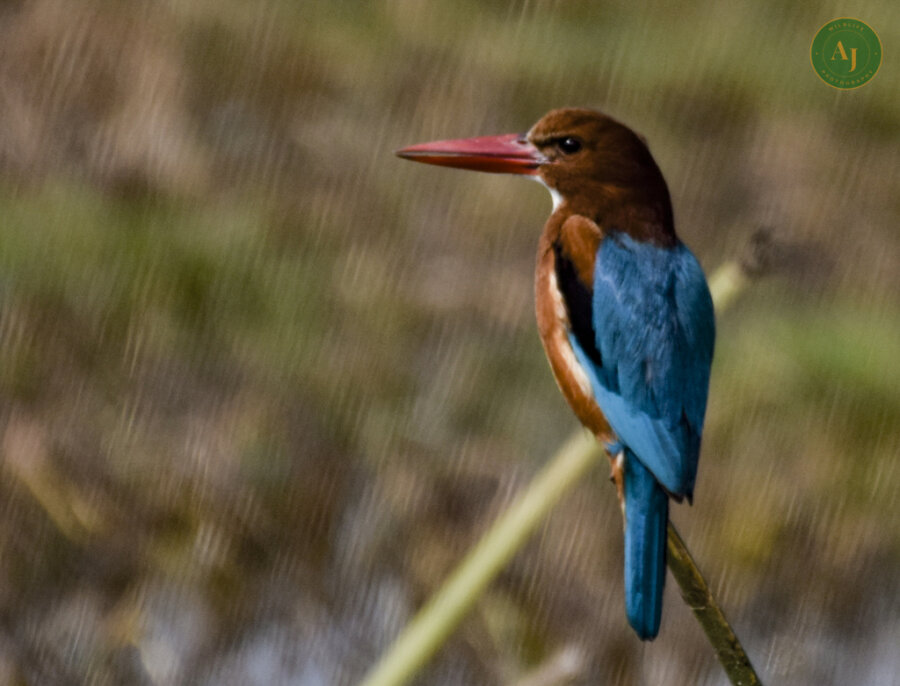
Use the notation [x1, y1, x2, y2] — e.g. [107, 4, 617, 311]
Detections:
[396, 133, 543, 175]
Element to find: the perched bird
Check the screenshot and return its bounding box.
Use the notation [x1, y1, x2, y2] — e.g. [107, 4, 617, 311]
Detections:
[397, 108, 715, 640]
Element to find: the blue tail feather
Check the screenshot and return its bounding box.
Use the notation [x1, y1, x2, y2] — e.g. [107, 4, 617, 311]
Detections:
[624, 450, 668, 640]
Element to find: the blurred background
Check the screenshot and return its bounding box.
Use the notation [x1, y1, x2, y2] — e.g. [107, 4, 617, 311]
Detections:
[0, 0, 897, 684]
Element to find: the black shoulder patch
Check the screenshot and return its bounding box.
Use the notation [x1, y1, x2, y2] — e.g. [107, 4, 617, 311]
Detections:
[553, 242, 602, 368]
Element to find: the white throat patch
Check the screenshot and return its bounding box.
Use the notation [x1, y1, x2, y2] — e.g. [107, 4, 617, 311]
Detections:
[532, 176, 563, 211]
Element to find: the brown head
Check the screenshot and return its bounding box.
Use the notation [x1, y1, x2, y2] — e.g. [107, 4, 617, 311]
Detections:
[397, 107, 675, 245]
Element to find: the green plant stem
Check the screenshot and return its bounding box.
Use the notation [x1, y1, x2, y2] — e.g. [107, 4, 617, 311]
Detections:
[359, 430, 600, 686]
[707, 260, 748, 314]
[359, 256, 764, 686]
[667, 524, 761, 685]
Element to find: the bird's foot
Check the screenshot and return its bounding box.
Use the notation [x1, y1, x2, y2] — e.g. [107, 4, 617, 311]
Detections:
[606, 449, 626, 515]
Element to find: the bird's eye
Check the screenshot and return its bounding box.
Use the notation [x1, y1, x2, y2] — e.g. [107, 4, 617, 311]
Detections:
[557, 137, 582, 155]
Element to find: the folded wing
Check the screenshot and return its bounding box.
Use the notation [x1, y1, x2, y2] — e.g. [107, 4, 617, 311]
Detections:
[575, 233, 714, 498]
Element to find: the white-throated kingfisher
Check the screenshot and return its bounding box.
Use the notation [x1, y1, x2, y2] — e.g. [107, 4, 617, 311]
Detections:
[397, 108, 715, 640]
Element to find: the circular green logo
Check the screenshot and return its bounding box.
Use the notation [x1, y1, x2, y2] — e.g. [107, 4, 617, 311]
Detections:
[811, 18, 882, 89]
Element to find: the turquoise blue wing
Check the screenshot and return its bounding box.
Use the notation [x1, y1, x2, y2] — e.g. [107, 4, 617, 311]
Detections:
[573, 233, 714, 498]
